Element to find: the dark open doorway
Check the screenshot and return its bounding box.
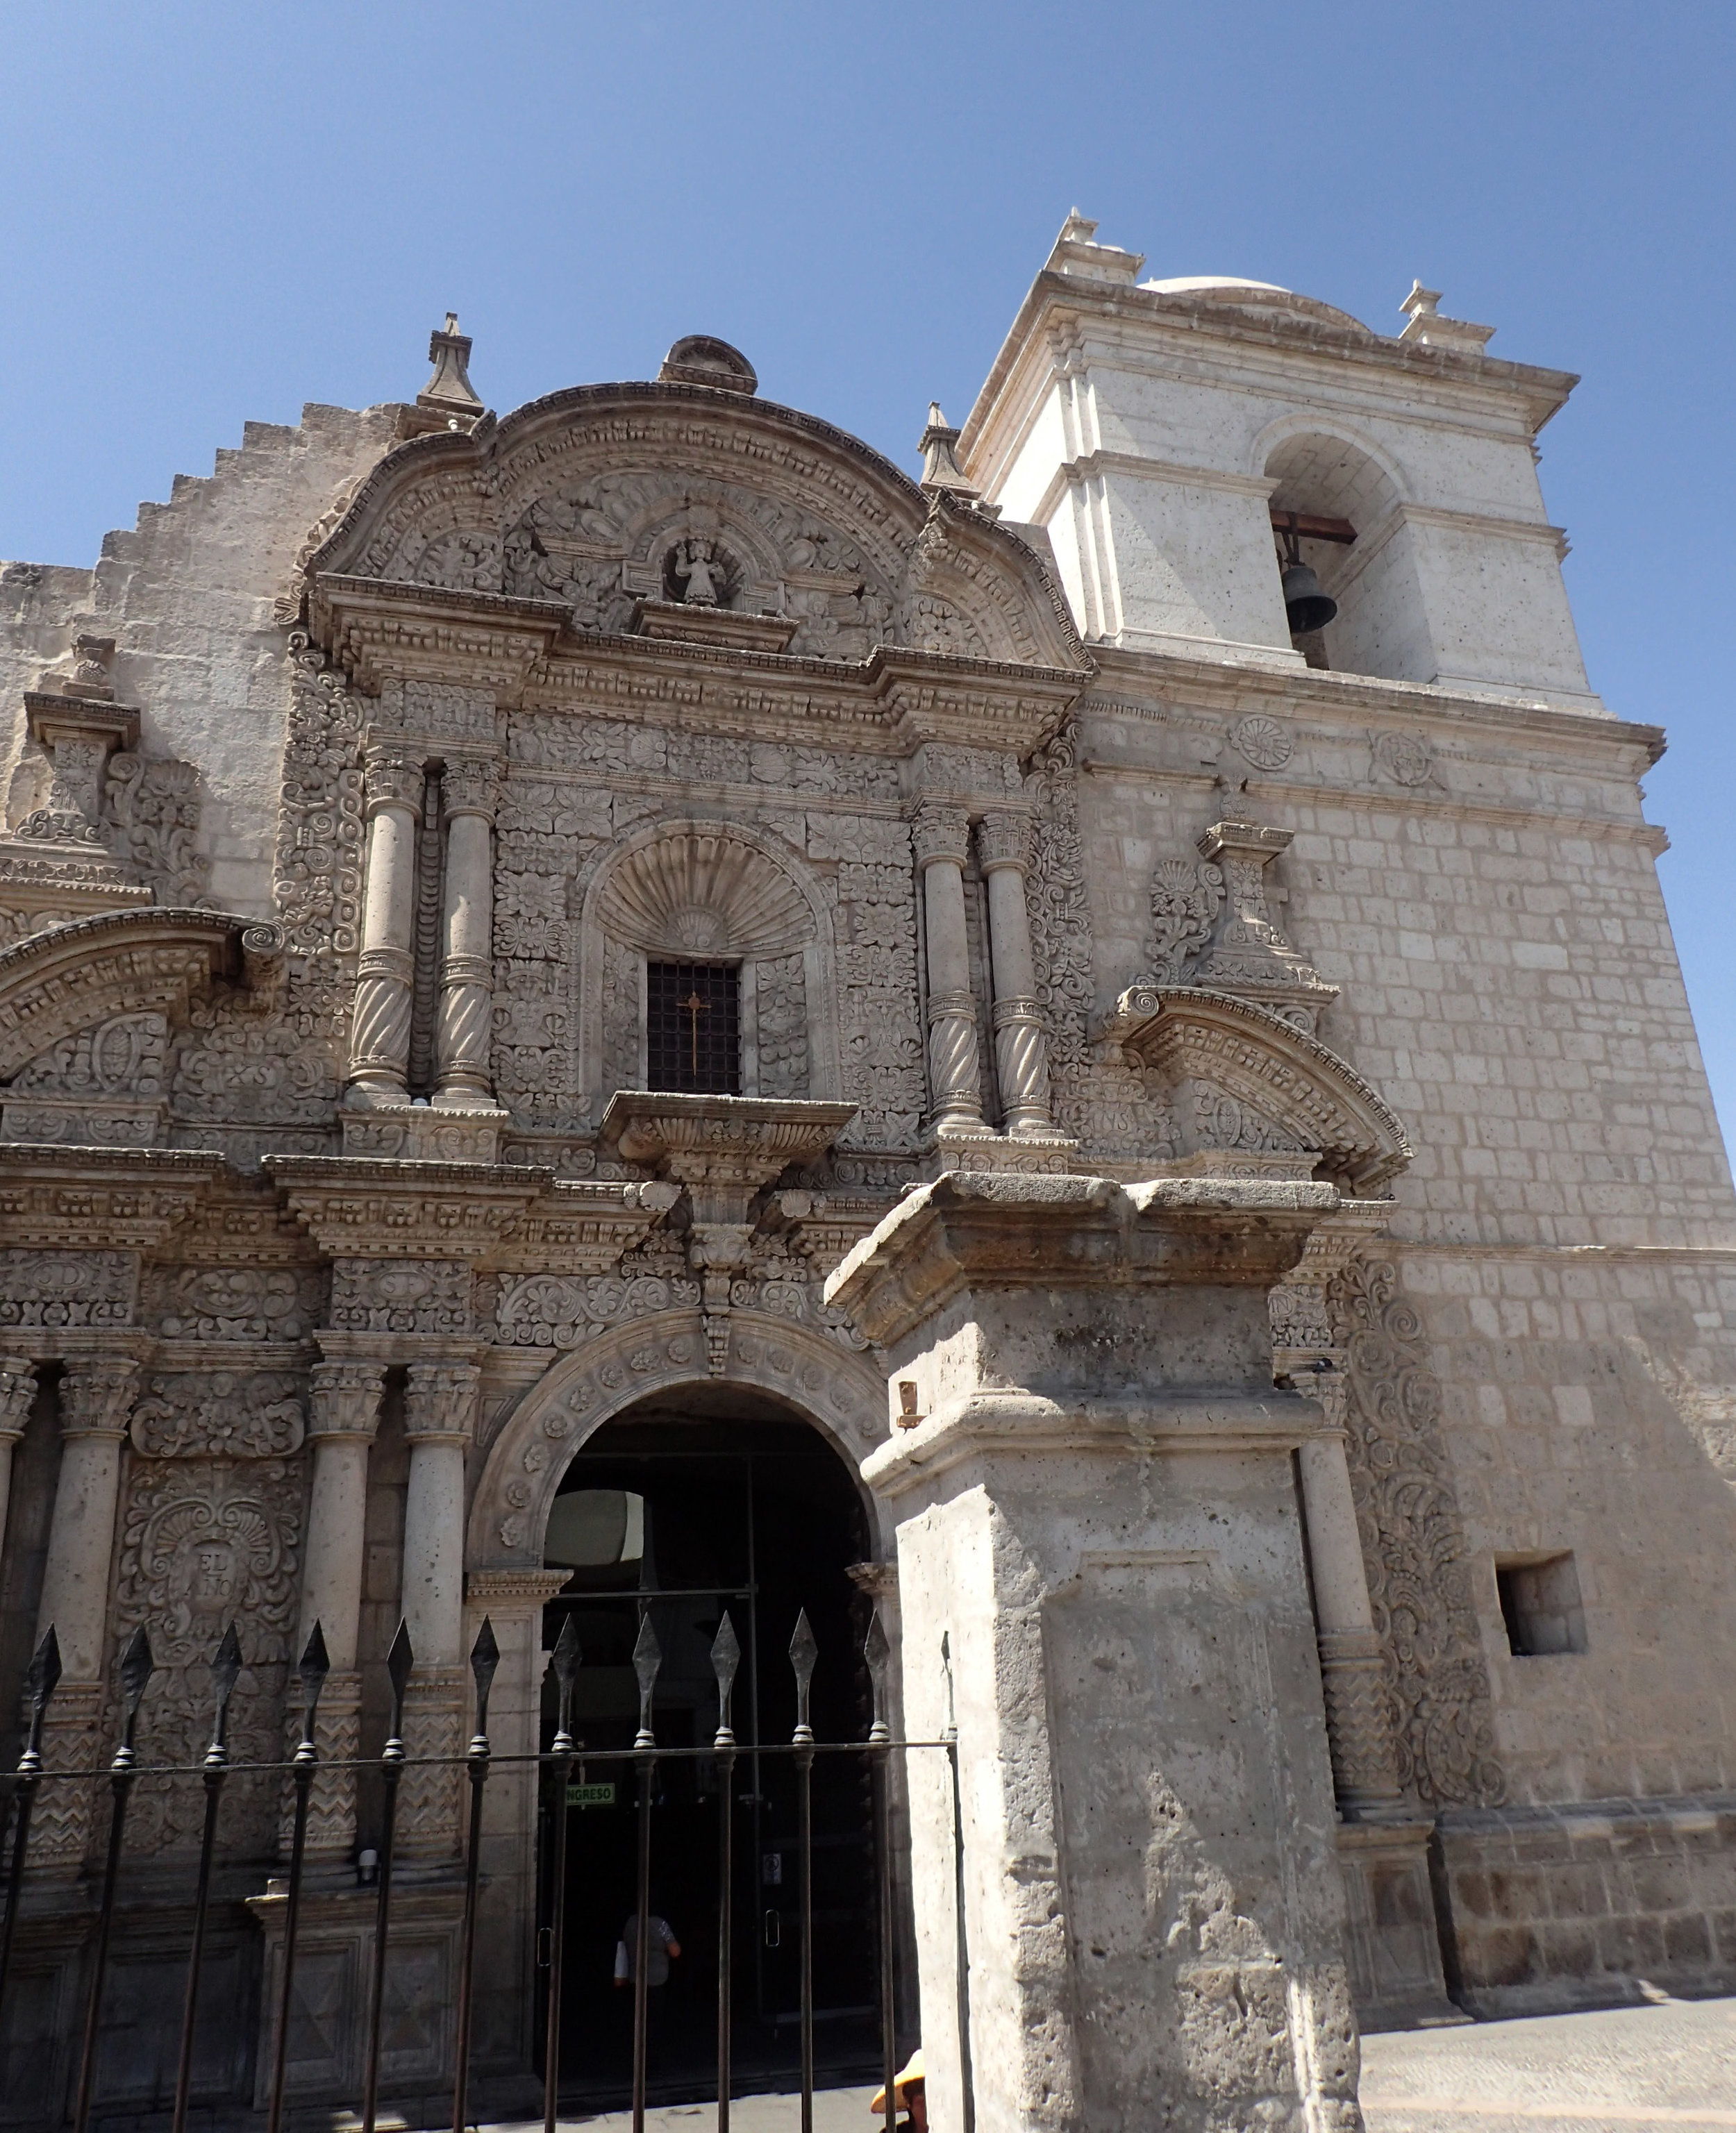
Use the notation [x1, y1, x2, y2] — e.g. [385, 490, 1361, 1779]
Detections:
[535, 1394, 880, 2107]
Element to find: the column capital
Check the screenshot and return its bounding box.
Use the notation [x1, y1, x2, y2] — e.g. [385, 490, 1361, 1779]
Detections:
[406, 1359, 481, 1444]
[58, 1355, 141, 1440]
[977, 808, 1034, 875]
[308, 1359, 387, 1441]
[909, 798, 971, 872]
[0, 1356, 37, 1444]
[363, 748, 426, 820]
[440, 760, 501, 820]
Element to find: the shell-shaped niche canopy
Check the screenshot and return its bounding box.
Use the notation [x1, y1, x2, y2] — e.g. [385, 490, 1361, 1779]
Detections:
[594, 829, 813, 960]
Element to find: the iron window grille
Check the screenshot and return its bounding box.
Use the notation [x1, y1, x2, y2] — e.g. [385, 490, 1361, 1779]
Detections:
[647, 961, 742, 1094]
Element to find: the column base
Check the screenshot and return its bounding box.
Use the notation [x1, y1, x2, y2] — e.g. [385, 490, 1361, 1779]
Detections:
[916, 1121, 1079, 1178]
[339, 1100, 505, 1162]
[1335, 1815, 1467, 2031]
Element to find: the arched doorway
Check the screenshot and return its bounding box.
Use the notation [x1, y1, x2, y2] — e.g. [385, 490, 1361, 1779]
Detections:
[533, 1385, 881, 2107]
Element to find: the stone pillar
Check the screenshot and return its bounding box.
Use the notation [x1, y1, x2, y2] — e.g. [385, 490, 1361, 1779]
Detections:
[976, 810, 1053, 1138]
[0, 1355, 35, 1557]
[347, 748, 424, 1104]
[1298, 1410, 1403, 1811]
[828, 1173, 1364, 2133]
[293, 1360, 385, 1861]
[33, 1355, 140, 1872]
[399, 1360, 478, 1858]
[912, 801, 983, 1133]
[433, 761, 499, 1108]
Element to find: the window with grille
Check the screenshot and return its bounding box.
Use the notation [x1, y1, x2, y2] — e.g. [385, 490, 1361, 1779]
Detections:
[646, 962, 741, 1094]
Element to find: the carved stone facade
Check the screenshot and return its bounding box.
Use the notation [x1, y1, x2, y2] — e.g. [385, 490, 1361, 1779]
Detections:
[3, 233, 1735, 2123]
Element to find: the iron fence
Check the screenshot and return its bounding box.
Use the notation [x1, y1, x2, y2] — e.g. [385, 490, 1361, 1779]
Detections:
[0, 1605, 965, 2133]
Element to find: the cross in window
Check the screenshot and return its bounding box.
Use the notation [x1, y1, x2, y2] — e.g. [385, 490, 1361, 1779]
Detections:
[681, 989, 709, 1082]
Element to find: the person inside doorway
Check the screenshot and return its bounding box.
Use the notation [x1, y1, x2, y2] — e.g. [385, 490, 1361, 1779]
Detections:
[614, 1905, 682, 1990]
[869, 2048, 926, 2132]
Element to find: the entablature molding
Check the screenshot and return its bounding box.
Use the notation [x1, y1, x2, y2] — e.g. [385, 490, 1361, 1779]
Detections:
[0, 1144, 226, 1253]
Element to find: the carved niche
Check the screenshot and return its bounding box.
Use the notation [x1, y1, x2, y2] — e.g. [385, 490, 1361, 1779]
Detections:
[575, 819, 842, 1117]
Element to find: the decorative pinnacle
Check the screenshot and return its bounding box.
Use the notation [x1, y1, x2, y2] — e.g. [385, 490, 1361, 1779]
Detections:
[789, 1609, 818, 1746]
[710, 1612, 741, 1750]
[469, 1616, 501, 1754]
[632, 1614, 662, 1751]
[863, 1610, 892, 1747]
[918, 403, 978, 498]
[418, 312, 483, 417]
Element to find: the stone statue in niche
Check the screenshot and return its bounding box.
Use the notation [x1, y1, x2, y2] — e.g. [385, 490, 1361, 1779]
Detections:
[669, 538, 728, 607]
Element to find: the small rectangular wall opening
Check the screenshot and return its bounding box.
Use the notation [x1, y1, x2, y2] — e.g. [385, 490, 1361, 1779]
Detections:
[1495, 1552, 1587, 1656]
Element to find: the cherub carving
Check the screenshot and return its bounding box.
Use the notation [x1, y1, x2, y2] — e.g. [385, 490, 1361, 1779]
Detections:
[672, 538, 725, 607]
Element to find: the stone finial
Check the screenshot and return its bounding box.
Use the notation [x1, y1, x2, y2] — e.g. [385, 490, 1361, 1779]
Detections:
[917, 403, 978, 497]
[60, 635, 116, 702]
[1044, 208, 1146, 285]
[1398, 279, 1495, 351]
[417, 313, 483, 418]
[657, 335, 759, 396]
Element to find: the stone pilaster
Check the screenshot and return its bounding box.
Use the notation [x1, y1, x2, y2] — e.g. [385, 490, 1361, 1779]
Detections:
[433, 760, 501, 1107]
[977, 809, 1053, 1137]
[0, 1355, 35, 1559]
[292, 1359, 385, 1862]
[346, 749, 424, 1105]
[400, 1360, 479, 1859]
[828, 1172, 1365, 2133]
[911, 800, 983, 1133]
[33, 1354, 141, 1873]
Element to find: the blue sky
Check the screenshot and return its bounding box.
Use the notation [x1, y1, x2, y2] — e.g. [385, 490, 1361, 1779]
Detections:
[5, 1, 1733, 1149]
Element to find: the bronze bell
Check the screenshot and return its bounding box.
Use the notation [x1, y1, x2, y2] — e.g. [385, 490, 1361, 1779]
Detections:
[1281, 559, 1337, 636]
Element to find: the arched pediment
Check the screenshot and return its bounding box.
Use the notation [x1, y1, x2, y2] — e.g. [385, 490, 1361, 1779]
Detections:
[1104, 984, 1412, 1192]
[0, 909, 278, 1085]
[303, 383, 1085, 672]
[467, 1307, 888, 1571]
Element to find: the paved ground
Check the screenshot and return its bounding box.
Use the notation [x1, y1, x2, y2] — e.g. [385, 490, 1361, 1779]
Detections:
[492, 1996, 1736, 2133]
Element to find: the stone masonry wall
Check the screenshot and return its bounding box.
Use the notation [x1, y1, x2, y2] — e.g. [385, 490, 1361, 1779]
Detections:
[2, 400, 400, 914]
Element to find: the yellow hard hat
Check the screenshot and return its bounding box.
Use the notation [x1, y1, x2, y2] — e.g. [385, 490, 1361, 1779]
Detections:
[869, 2048, 924, 2114]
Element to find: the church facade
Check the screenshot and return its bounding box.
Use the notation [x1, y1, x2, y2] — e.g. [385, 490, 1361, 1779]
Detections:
[1, 215, 1734, 2130]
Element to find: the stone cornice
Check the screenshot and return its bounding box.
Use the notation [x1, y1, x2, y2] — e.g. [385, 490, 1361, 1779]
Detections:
[265, 1155, 552, 1261]
[1079, 646, 1664, 769]
[0, 1144, 226, 1250]
[825, 1170, 1337, 1351]
[310, 574, 569, 697]
[960, 269, 1580, 475]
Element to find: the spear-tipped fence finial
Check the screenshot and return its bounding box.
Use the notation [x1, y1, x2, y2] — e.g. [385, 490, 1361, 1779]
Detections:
[21, 1625, 62, 1768]
[294, 1623, 330, 1762]
[469, 1616, 501, 1753]
[384, 1618, 414, 1756]
[789, 1610, 818, 1746]
[710, 1612, 741, 1750]
[548, 1613, 582, 1754]
[205, 1623, 244, 1768]
[632, 1614, 662, 1751]
[112, 1625, 155, 1771]
[863, 1610, 892, 1747]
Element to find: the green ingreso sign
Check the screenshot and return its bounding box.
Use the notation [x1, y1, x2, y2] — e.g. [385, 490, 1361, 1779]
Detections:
[566, 1782, 617, 1809]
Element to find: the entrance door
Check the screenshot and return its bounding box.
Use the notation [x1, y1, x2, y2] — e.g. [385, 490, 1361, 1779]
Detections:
[535, 1403, 880, 2107]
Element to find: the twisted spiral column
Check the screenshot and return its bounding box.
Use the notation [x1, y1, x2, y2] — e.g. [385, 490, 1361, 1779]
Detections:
[434, 760, 500, 1106]
[978, 810, 1053, 1137]
[912, 800, 983, 1132]
[346, 750, 424, 1103]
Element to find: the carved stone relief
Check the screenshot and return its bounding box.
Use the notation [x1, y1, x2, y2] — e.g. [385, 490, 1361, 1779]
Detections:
[1329, 1257, 1505, 1809]
[0, 1248, 134, 1329]
[102, 753, 211, 907]
[128, 1369, 307, 1458]
[328, 1260, 474, 1337]
[112, 1455, 303, 1856]
[147, 1264, 324, 1342]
